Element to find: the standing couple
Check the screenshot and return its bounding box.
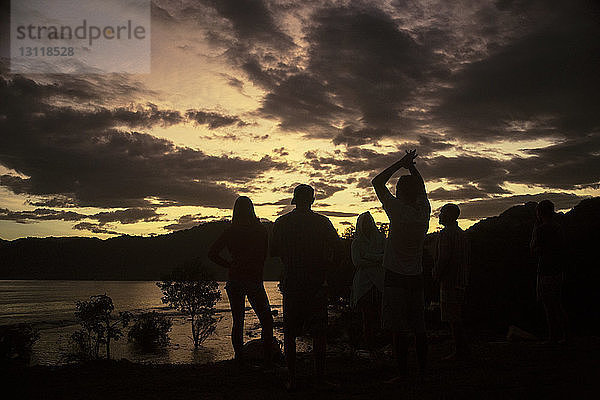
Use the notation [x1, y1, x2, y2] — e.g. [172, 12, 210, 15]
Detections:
[208, 184, 339, 390]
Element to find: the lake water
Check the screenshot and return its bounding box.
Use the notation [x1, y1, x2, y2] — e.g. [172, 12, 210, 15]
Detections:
[0, 280, 286, 365]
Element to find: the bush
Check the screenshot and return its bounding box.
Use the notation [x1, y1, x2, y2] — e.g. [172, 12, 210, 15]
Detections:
[157, 264, 221, 348]
[65, 294, 131, 361]
[127, 312, 172, 351]
[0, 323, 39, 366]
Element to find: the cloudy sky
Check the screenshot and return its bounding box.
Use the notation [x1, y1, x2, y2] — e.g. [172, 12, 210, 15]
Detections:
[1, 0, 599, 240]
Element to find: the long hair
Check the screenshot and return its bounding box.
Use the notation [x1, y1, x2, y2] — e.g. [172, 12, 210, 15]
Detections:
[354, 211, 378, 241]
[232, 196, 260, 226]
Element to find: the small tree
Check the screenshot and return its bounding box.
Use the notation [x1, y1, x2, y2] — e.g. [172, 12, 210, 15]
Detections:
[0, 323, 39, 366]
[156, 265, 221, 348]
[71, 294, 131, 360]
[128, 312, 172, 351]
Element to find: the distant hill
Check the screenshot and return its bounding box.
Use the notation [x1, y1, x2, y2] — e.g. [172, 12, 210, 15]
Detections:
[0, 221, 284, 281]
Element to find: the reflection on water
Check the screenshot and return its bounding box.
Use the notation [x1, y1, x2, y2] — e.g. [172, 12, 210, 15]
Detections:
[0, 280, 283, 365]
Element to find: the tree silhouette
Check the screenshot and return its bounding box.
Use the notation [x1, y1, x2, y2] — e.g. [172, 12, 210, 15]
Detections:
[157, 262, 221, 348]
[71, 294, 131, 360]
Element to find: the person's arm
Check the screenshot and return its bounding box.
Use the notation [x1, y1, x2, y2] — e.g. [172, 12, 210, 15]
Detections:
[207, 231, 232, 269]
[433, 231, 450, 282]
[407, 162, 426, 198]
[371, 150, 417, 204]
[270, 220, 281, 258]
[530, 224, 539, 256]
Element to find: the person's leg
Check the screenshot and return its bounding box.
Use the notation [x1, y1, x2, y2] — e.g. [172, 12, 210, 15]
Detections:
[312, 288, 328, 379]
[557, 278, 569, 343]
[284, 331, 297, 389]
[246, 282, 274, 366]
[413, 276, 427, 373]
[226, 283, 246, 363]
[283, 294, 298, 390]
[557, 301, 569, 343]
[358, 291, 375, 350]
[313, 331, 326, 378]
[393, 331, 409, 375]
[542, 299, 556, 341]
[415, 331, 428, 373]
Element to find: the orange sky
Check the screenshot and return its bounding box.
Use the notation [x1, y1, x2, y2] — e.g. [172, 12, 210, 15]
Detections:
[1, 0, 598, 240]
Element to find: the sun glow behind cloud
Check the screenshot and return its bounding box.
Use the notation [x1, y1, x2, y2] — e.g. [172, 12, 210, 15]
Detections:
[1, 0, 598, 239]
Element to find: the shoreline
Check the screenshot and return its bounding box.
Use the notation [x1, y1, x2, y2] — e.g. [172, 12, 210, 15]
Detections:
[7, 336, 599, 399]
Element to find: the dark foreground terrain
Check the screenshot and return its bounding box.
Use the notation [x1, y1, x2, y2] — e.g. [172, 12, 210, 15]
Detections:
[6, 336, 599, 399]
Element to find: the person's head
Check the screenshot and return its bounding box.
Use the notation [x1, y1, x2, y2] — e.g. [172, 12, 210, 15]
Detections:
[536, 199, 555, 222]
[396, 175, 420, 203]
[439, 203, 460, 226]
[356, 211, 378, 239]
[291, 184, 315, 210]
[232, 196, 259, 226]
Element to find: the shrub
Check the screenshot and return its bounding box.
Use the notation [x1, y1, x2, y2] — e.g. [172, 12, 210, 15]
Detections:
[66, 294, 131, 361]
[0, 323, 39, 366]
[127, 312, 172, 351]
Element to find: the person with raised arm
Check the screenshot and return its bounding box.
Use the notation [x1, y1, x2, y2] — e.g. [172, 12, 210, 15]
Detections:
[371, 149, 431, 381]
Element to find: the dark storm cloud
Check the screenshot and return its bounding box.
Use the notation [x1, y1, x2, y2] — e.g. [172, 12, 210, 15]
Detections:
[0, 208, 86, 224]
[201, 0, 295, 49]
[434, 1, 600, 142]
[185, 110, 249, 129]
[92, 208, 164, 225]
[163, 214, 220, 231]
[428, 185, 491, 201]
[72, 222, 120, 235]
[504, 135, 600, 190]
[307, 135, 600, 194]
[259, 5, 442, 136]
[452, 192, 587, 220]
[0, 74, 288, 209]
[260, 73, 345, 131]
[0, 206, 164, 226]
[313, 210, 359, 218]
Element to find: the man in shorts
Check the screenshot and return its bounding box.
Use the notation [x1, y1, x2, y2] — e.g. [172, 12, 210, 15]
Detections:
[271, 184, 340, 390]
[434, 203, 471, 360]
[372, 149, 430, 379]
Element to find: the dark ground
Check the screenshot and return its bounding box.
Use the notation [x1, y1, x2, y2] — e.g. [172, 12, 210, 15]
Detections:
[5, 336, 599, 399]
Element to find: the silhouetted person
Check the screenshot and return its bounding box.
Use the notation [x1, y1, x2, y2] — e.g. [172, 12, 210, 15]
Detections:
[350, 211, 385, 354]
[530, 200, 569, 344]
[433, 203, 471, 360]
[271, 184, 339, 391]
[371, 149, 430, 380]
[208, 196, 273, 368]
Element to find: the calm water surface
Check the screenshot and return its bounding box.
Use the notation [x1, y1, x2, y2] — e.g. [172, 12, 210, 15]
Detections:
[0, 280, 284, 365]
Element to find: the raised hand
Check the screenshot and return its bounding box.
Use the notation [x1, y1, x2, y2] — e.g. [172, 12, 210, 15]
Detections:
[400, 149, 418, 168]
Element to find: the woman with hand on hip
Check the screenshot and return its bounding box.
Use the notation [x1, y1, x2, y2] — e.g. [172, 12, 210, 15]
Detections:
[209, 196, 273, 368]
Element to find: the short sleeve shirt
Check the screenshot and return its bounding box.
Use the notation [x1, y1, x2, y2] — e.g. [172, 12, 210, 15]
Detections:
[381, 193, 430, 275]
[272, 209, 339, 292]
